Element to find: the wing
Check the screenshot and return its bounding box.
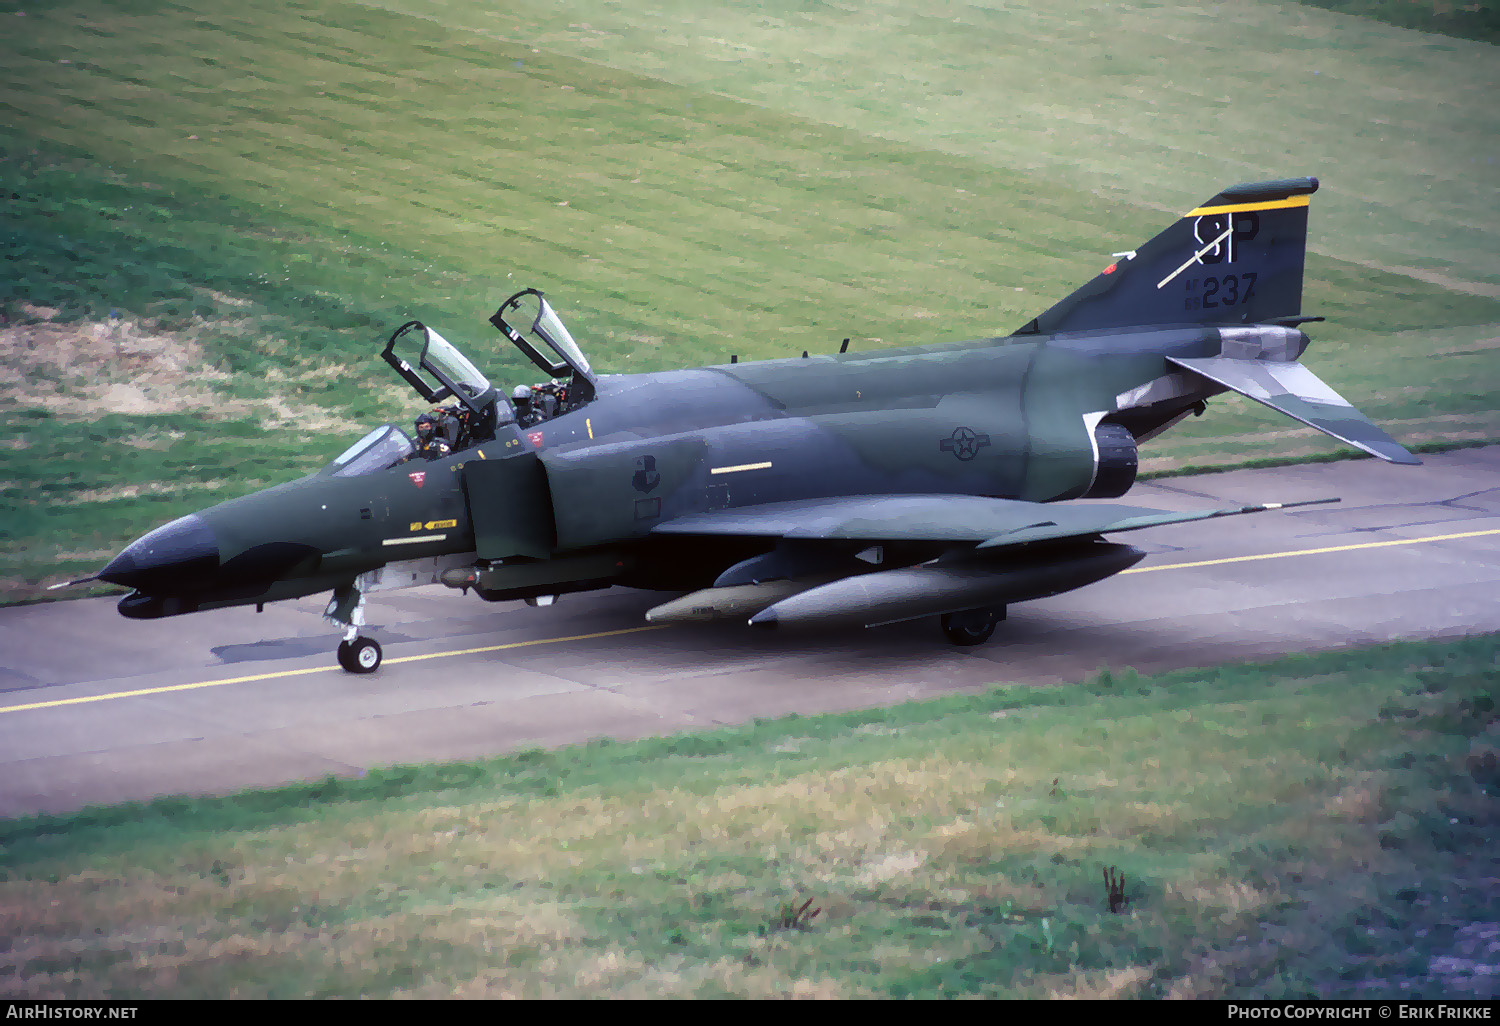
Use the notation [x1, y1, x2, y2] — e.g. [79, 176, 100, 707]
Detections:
[653, 493, 1331, 550]
[646, 493, 1334, 628]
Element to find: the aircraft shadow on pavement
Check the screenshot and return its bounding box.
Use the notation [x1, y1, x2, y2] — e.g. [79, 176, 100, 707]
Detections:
[212, 632, 420, 664]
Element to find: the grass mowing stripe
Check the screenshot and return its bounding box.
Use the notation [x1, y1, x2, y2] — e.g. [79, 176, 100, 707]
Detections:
[447, 0, 1500, 285]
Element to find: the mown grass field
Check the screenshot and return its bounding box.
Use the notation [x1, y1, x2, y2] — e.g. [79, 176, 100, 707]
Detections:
[0, 635, 1495, 998]
[0, 0, 1497, 600]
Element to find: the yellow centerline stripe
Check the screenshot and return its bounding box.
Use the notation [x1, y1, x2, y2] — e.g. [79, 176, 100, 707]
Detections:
[0, 625, 670, 715]
[381, 624, 669, 666]
[1185, 195, 1310, 217]
[1121, 526, 1500, 575]
[6, 527, 1497, 716]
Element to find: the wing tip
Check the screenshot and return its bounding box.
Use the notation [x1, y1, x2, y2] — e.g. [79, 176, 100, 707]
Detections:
[1381, 448, 1423, 466]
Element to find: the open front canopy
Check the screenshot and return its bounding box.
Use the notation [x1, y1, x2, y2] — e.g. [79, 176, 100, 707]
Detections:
[380, 321, 497, 416]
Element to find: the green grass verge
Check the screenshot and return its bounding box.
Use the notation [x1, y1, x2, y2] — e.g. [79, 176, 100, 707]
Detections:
[2, 0, 1496, 599]
[1294, 0, 1500, 44]
[1, 635, 1496, 998]
[1138, 436, 1499, 481]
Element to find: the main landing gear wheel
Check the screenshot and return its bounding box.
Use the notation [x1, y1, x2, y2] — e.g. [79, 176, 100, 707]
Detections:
[337, 636, 383, 673]
[940, 606, 1006, 647]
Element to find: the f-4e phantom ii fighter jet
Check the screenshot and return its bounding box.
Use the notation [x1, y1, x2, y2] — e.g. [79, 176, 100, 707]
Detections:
[81, 177, 1416, 672]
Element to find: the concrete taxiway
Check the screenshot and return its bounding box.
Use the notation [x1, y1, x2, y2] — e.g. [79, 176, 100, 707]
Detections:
[1, 446, 1497, 818]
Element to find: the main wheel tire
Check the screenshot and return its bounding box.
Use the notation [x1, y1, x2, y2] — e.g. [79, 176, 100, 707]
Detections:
[339, 637, 382, 673]
[941, 608, 1003, 647]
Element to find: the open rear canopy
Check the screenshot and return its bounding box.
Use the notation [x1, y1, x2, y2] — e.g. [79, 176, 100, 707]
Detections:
[490, 288, 596, 403]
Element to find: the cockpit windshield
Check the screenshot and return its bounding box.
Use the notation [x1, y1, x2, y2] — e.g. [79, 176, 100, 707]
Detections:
[325, 424, 415, 478]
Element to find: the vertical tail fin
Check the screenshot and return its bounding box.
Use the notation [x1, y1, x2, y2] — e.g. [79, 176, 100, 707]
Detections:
[1017, 177, 1319, 335]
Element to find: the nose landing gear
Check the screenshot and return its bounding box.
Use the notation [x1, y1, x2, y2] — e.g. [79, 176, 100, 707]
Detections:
[326, 581, 382, 673]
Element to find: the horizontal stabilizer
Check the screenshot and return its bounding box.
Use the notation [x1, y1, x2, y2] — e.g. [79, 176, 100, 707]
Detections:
[1170, 356, 1419, 465]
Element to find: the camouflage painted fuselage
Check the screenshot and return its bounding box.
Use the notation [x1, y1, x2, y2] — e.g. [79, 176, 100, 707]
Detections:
[108, 322, 1229, 620]
[100, 177, 1415, 636]
[535, 326, 1213, 551]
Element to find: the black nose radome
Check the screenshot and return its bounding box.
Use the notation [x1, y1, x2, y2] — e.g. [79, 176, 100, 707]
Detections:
[100, 514, 220, 593]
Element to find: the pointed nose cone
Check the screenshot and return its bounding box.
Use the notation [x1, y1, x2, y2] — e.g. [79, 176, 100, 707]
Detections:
[100, 514, 219, 593]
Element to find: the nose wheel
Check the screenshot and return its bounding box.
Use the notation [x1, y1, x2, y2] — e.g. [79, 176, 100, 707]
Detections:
[326, 581, 382, 673]
[337, 636, 383, 673]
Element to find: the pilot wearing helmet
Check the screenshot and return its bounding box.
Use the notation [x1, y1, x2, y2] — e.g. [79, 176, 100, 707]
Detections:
[512, 382, 566, 428]
[512, 385, 538, 428]
[413, 411, 455, 460]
